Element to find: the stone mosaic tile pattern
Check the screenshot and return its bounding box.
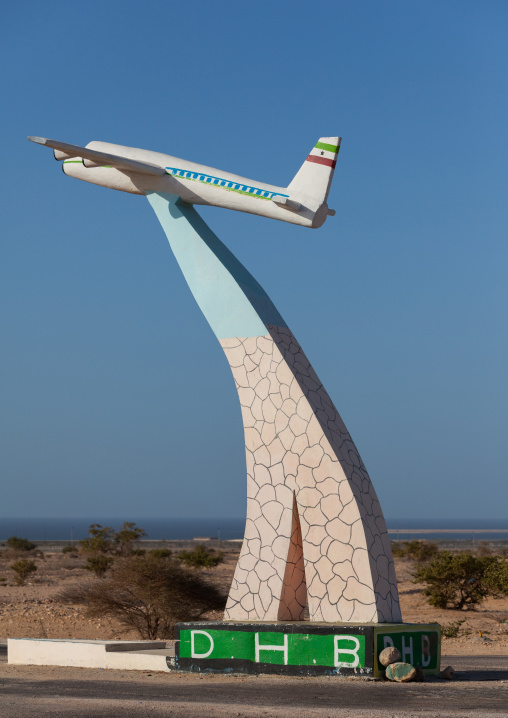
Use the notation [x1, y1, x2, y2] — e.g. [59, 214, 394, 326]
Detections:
[220, 326, 401, 624]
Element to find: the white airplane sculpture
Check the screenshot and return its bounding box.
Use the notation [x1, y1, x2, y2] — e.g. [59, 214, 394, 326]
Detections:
[28, 135, 340, 228]
[27, 131, 405, 631]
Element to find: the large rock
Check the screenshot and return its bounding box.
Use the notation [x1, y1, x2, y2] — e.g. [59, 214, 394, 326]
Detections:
[378, 646, 401, 667]
[385, 662, 417, 682]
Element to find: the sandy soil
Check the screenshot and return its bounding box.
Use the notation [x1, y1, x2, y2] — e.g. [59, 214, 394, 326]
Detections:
[0, 547, 238, 641]
[1, 549, 507, 655]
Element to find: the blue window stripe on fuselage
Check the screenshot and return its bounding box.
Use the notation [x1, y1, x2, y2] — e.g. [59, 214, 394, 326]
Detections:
[165, 166, 288, 199]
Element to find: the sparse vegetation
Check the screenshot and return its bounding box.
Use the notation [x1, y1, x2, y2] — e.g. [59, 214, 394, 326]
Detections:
[149, 548, 172, 559]
[441, 619, 467, 638]
[62, 545, 76, 555]
[83, 555, 114, 578]
[485, 557, 508, 595]
[10, 559, 37, 585]
[493, 613, 508, 624]
[476, 541, 492, 556]
[2, 533, 508, 645]
[178, 544, 224, 568]
[391, 540, 439, 562]
[114, 522, 146, 556]
[78, 522, 146, 576]
[6, 536, 37, 552]
[58, 554, 226, 639]
[79, 524, 116, 557]
[414, 551, 508, 610]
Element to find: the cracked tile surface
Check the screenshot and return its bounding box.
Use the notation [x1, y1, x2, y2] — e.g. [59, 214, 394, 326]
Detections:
[221, 326, 401, 624]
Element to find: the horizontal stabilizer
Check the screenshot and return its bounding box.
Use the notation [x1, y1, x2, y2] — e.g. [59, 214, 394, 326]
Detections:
[27, 136, 166, 177]
[271, 195, 302, 211]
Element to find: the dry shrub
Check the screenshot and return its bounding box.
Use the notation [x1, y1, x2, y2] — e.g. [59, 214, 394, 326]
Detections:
[78, 522, 147, 576]
[414, 552, 508, 610]
[392, 540, 439, 562]
[477, 541, 492, 556]
[149, 548, 172, 559]
[83, 555, 114, 577]
[114, 522, 146, 556]
[178, 544, 224, 568]
[57, 554, 226, 639]
[79, 524, 116, 556]
[6, 536, 37, 552]
[493, 613, 508, 624]
[441, 619, 467, 638]
[10, 559, 37, 585]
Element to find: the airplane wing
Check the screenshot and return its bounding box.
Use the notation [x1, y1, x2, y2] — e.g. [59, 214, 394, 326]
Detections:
[27, 136, 166, 177]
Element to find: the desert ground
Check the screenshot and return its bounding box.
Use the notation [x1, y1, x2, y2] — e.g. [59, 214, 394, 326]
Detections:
[1, 540, 507, 656]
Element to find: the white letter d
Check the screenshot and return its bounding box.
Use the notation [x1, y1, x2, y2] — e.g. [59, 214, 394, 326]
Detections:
[190, 630, 214, 659]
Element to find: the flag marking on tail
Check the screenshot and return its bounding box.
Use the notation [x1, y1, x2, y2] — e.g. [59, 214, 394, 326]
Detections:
[305, 140, 340, 169]
[306, 155, 336, 168]
[315, 141, 340, 153]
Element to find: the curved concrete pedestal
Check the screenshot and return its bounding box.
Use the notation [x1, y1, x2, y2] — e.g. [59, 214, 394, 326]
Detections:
[148, 192, 401, 625]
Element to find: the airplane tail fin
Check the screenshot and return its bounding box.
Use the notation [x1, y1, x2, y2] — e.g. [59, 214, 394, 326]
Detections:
[287, 137, 341, 206]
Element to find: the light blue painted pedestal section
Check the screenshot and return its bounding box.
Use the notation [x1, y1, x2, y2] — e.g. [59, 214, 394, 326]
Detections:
[147, 192, 286, 340]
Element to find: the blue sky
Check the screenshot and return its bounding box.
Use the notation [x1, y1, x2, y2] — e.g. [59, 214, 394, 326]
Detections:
[1, 1, 507, 521]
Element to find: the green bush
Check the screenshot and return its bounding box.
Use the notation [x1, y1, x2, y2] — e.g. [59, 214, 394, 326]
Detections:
[149, 548, 172, 559]
[6, 536, 37, 552]
[441, 619, 466, 638]
[79, 525, 116, 556]
[177, 544, 224, 569]
[414, 551, 508, 609]
[58, 554, 226, 639]
[114, 522, 146, 555]
[10, 559, 37, 585]
[83, 555, 114, 578]
[391, 540, 439, 562]
[78, 522, 147, 575]
[62, 545, 76, 554]
[485, 558, 508, 595]
[79, 522, 146, 558]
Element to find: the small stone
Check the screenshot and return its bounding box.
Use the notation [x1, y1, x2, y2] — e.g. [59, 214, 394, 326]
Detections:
[413, 666, 425, 682]
[385, 662, 417, 682]
[379, 646, 402, 667]
[439, 665, 456, 680]
[470, 635, 492, 643]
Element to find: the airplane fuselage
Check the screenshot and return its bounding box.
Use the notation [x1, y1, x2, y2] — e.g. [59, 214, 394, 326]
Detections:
[62, 142, 329, 228]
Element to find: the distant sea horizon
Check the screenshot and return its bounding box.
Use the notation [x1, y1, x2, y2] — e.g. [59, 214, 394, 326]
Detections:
[0, 517, 507, 542]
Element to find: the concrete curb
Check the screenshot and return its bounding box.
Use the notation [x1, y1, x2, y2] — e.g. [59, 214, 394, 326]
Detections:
[7, 638, 175, 672]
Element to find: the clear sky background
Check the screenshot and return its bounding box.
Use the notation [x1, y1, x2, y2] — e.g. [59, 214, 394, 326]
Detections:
[1, 1, 507, 522]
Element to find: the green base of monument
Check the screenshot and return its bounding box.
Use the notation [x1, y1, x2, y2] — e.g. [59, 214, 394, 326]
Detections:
[173, 621, 441, 677]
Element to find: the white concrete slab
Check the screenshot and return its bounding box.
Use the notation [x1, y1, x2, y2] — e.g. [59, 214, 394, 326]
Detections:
[105, 648, 174, 672]
[7, 638, 172, 671]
